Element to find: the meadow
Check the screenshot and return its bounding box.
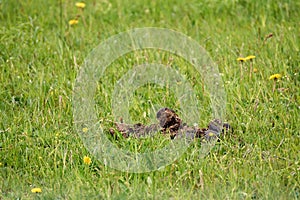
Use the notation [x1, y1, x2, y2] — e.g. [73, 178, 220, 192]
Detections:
[0, 0, 299, 199]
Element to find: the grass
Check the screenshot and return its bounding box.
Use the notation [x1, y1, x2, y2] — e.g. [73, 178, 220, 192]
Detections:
[0, 0, 299, 199]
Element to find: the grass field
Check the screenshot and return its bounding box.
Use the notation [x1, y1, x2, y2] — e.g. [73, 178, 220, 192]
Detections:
[1, 0, 300, 199]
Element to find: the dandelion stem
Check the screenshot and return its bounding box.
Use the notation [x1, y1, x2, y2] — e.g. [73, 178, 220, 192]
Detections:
[240, 62, 243, 80]
[249, 61, 252, 79]
[79, 9, 87, 27]
[272, 81, 276, 92]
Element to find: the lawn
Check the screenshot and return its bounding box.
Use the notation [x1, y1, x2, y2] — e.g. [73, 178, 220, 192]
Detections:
[0, 0, 299, 199]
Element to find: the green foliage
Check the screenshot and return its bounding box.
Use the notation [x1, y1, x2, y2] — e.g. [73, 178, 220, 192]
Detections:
[0, 0, 299, 199]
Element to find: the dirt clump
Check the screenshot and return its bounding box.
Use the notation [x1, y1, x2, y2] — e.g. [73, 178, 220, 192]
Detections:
[109, 107, 231, 140]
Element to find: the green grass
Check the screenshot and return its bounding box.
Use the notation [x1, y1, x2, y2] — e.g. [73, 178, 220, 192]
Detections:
[0, 0, 299, 199]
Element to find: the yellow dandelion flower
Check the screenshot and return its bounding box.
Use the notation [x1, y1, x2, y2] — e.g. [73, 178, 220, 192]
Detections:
[245, 55, 256, 61]
[31, 188, 42, 193]
[253, 68, 258, 73]
[83, 156, 92, 165]
[269, 74, 282, 80]
[76, 2, 86, 8]
[82, 127, 88, 133]
[69, 19, 79, 26]
[237, 57, 246, 62]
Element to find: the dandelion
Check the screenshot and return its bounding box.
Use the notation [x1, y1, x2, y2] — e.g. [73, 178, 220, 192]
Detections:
[237, 55, 256, 79]
[269, 73, 282, 92]
[31, 188, 42, 193]
[83, 156, 92, 165]
[253, 68, 258, 73]
[269, 73, 282, 80]
[82, 127, 88, 133]
[69, 19, 79, 26]
[245, 55, 255, 61]
[75, 2, 86, 9]
[237, 57, 246, 62]
[237, 55, 255, 62]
